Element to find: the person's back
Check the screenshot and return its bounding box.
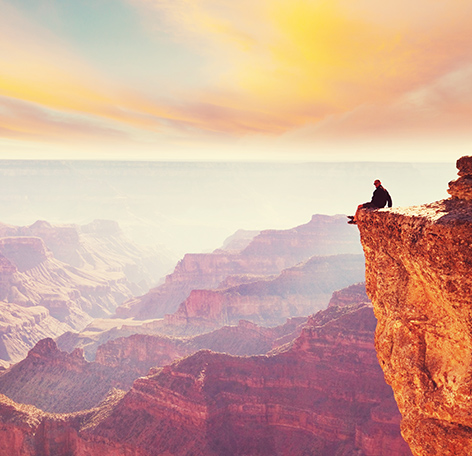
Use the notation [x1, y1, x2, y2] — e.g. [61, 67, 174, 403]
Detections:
[348, 179, 392, 224]
[371, 184, 392, 208]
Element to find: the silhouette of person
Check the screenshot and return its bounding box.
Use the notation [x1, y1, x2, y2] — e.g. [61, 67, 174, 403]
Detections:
[348, 179, 392, 224]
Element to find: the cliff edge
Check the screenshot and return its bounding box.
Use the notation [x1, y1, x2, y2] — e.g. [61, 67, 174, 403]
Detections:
[357, 156, 472, 456]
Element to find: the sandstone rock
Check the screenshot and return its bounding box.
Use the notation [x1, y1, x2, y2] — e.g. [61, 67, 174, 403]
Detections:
[62, 253, 364, 357]
[328, 282, 369, 308]
[0, 300, 411, 455]
[0, 219, 173, 364]
[95, 333, 189, 373]
[0, 302, 71, 368]
[357, 158, 472, 455]
[94, 316, 305, 372]
[447, 155, 472, 200]
[456, 155, 472, 177]
[116, 214, 363, 319]
[87, 302, 410, 456]
[0, 338, 137, 413]
[164, 254, 365, 332]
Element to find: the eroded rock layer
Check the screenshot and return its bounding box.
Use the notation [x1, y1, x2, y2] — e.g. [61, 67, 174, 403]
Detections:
[165, 254, 365, 332]
[116, 214, 362, 319]
[357, 156, 472, 455]
[0, 300, 411, 456]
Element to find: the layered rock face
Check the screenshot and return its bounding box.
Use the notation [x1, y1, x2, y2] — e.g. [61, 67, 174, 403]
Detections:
[94, 316, 306, 373]
[0, 292, 411, 456]
[0, 219, 171, 366]
[357, 156, 472, 455]
[88, 302, 410, 456]
[1, 318, 305, 413]
[0, 338, 136, 413]
[165, 254, 365, 332]
[58, 252, 364, 358]
[116, 214, 362, 319]
[0, 219, 174, 290]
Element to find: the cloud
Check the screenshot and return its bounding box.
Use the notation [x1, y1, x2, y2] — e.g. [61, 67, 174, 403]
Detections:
[129, 0, 472, 121]
[0, 96, 131, 143]
[2, 0, 472, 156]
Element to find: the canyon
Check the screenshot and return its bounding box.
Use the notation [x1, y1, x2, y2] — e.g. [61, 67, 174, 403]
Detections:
[0, 220, 173, 366]
[357, 156, 472, 455]
[0, 315, 305, 414]
[57, 252, 365, 359]
[116, 214, 362, 319]
[0, 283, 411, 455]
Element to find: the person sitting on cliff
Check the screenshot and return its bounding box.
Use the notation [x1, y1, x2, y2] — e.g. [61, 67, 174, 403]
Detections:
[348, 179, 392, 224]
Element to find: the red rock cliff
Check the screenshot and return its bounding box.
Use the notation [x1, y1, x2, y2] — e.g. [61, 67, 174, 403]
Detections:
[357, 156, 472, 455]
[165, 254, 365, 332]
[88, 302, 410, 456]
[0, 298, 411, 456]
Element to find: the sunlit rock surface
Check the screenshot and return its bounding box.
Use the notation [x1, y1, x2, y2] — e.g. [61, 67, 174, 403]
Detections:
[357, 156, 472, 455]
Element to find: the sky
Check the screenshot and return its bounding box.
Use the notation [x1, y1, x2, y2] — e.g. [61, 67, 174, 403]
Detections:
[1, 0, 472, 161]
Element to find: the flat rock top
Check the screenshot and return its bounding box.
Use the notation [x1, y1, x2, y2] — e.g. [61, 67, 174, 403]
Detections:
[360, 199, 472, 224]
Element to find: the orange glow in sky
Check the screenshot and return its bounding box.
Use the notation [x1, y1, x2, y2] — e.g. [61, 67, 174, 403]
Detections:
[1, 0, 472, 161]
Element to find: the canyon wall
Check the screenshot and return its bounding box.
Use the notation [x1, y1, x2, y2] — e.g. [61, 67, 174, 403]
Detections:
[164, 253, 365, 332]
[0, 317, 304, 413]
[0, 294, 411, 456]
[0, 338, 136, 413]
[116, 214, 362, 319]
[58, 252, 364, 359]
[357, 156, 472, 455]
[0, 219, 170, 366]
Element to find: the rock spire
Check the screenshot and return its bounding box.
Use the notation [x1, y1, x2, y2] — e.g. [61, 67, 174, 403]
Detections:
[447, 155, 472, 200]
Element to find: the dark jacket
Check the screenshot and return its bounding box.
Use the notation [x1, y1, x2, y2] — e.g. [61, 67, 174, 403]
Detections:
[371, 186, 392, 208]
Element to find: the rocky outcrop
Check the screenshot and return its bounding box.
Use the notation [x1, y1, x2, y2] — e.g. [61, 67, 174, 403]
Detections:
[0, 303, 70, 368]
[0, 389, 142, 456]
[327, 282, 369, 308]
[165, 254, 365, 332]
[94, 334, 190, 373]
[94, 316, 306, 372]
[0, 338, 136, 413]
[116, 215, 362, 319]
[59, 253, 364, 357]
[1, 317, 305, 413]
[357, 156, 472, 455]
[0, 219, 175, 290]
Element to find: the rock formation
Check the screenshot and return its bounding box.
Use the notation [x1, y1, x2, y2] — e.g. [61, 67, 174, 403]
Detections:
[80, 301, 411, 455]
[116, 214, 362, 319]
[0, 338, 136, 413]
[0, 317, 304, 413]
[0, 302, 70, 365]
[356, 156, 472, 455]
[58, 252, 364, 358]
[0, 219, 172, 366]
[165, 254, 365, 332]
[0, 295, 411, 455]
[0, 219, 174, 290]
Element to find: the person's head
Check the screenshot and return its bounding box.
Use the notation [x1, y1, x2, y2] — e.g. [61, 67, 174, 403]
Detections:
[374, 179, 381, 188]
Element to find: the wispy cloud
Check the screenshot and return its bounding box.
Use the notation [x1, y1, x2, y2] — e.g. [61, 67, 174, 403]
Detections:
[2, 0, 472, 157]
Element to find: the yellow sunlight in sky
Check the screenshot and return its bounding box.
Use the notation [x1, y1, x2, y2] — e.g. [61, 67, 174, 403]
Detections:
[1, 0, 472, 157]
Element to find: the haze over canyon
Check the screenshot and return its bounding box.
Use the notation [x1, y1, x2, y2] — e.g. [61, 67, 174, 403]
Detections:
[0, 158, 469, 455]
